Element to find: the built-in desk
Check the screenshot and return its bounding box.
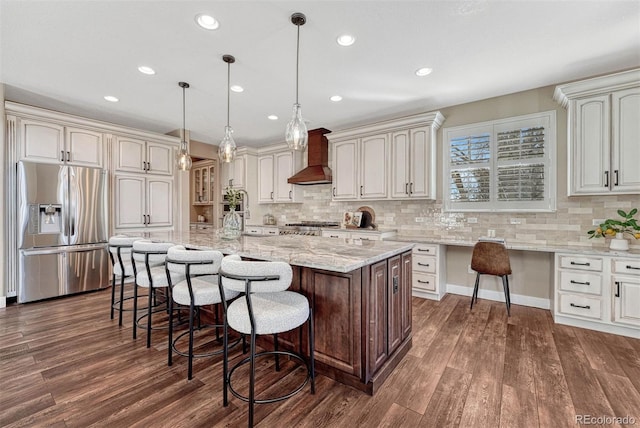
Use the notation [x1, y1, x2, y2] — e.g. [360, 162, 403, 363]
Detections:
[391, 235, 640, 339]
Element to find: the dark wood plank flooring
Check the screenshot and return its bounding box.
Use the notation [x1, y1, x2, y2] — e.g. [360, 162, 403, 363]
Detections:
[1, 289, 639, 427]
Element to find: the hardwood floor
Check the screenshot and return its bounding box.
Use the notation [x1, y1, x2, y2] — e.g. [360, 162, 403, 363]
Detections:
[1, 289, 639, 427]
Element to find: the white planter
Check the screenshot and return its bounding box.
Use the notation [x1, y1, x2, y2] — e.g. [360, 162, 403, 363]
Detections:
[610, 232, 629, 251]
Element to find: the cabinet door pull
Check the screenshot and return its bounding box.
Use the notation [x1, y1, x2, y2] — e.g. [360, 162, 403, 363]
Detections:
[392, 275, 399, 294]
[417, 248, 431, 253]
[615, 281, 620, 298]
[626, 265, 640, 270]
[61, 150, 65, 162]
[417, 262, 430, 267]
[409, 182, 413, 195]
[332, 187, 336, 197]
[360, 185, 363, 196]
[405, 183, 409, 194]
[142, 215, 146, 225]
[66, 151, 71, 162]
[604, 171, 609, 187]
[570, 280, 590, 286]
[289, 190, 292, 200]
[270, 191, 274, 200]
[146, 162, 150, 171]
[570, 303, 591, 310]
[570, 261, 591, 266]
[614, 170, 619, 186]
[417, 279, 430, 284]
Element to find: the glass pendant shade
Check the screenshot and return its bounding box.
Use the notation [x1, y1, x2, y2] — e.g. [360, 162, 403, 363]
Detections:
[285, 103, 308, 150]
[218, 125, 237, 163]
[176, 140, 192, 171]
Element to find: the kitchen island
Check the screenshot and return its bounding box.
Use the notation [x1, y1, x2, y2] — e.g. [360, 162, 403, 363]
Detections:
[146, 230, 414, 394]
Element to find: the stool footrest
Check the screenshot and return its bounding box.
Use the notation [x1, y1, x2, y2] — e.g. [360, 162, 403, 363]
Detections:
[228, 350, 311, 404]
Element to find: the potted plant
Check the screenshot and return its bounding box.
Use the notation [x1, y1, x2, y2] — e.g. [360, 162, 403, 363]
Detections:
[587, 208, 640, 250]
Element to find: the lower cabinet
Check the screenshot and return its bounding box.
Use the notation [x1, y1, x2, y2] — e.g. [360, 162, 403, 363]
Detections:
[411, 243, 446, 300]
[554, 253, 640, 337]
[268, 250, 412, 394]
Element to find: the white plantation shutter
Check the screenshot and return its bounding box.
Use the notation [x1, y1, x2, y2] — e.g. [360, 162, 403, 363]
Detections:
[444, 111, 556, 212]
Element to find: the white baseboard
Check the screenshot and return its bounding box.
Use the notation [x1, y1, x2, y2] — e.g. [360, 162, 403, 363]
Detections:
[446, 283, 550, 310]
[553, 314, 640, 339]
[0, 295, 6, 308]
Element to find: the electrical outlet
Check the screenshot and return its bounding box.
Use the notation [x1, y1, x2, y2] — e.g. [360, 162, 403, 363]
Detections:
[467, 217, 478, 223]
[487, 229, 496, 238]
[593, 219, 605, 226]
[415, 217, 424, 223]
[510, 218, 521, 225]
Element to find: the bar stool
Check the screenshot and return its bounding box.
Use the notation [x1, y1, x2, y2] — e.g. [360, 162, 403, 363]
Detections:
[131, 239, 181, 348]
[219, 254, 315, 428]
[108, 235, 141, 326]
[470, 239, 512, 316]
[165, 245, 240, 380]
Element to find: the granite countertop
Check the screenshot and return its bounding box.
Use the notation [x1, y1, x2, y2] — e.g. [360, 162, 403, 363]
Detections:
[145, 230, 414, 273]
[390, 235, 640, 258]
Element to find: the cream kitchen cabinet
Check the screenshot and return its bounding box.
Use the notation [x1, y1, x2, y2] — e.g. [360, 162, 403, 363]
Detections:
[612, 258, 640, 328]
[114, 136, 173, 176]
[554, 68, 640, 195]
[411, 243, 446, 300]
[192, 160, 216, 205]
[114, 174, 173, 230]
[390, 126, 436, 199]
[329, 111, 444, 201]
[330, 134, 387, 200]
[221, 155, 246, 189]
[19, 119, 104, 168]
[257, 150, 302, 203]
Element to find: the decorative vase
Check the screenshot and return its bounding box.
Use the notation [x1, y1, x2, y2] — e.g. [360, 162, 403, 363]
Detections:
[222, 207, 242, 239]
[609, 232, 629, 251]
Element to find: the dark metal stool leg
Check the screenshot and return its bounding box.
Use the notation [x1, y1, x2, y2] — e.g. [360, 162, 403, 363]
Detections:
[274, 333, 280, 371]
[188, 301, 195, 380]
[309, 307, 315, 394]
[168, 292, 174, 366]
[470, 273, 480, 310]
[133, 281, 138, 339]
[110, 274, 116, 319]
[118, 275, 125, 327]
[248, 329, 256, 428]
[146, 286, 153, 348]
[502, 276, 511, 316]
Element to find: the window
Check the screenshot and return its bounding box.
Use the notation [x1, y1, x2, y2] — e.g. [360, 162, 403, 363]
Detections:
[444, 111, 556, 212]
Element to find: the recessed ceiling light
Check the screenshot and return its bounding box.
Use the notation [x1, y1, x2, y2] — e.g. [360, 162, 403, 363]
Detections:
[230, 85, 244, 93]
[268, 115, 278, 120]
[330, 95, 343, 102]
[415, 67, 433, 77]
[138, 66, 155, 75]
[336, 34, 356, 47]
[104, 95, 119, 102]
[195, 13, 219, 30]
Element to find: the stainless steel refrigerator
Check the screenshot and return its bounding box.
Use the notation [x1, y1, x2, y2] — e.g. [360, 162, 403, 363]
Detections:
[17, 161, 109, 303]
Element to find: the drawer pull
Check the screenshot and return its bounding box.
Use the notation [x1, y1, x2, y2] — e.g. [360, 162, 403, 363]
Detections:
[330, 235, 339, 238]
[626, 265, 640, 270]
[570, 280, 590, 286]
[570, 261, 591, 266]
[417, 262, 430, 267]
[570, 303, 591, 310]
[417, 280, 430, 284]
[417, 248, 431, 253]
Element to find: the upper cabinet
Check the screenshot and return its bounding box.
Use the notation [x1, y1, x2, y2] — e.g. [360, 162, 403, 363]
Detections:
[19, 119, 103, 168]
[258, 149, 303, 203]
[220, 154, 247, 189]
[329, 111, 444, 201]
[192, 160, 216, 205]
[554, 68, 640, 195]
[114, 136, 173, 175]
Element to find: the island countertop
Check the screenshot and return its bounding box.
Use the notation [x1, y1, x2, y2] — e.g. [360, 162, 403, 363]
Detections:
[145, 230, 414, 273]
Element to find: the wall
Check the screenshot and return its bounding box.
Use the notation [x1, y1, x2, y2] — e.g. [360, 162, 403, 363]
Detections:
[0, 84, 5, 307]
[252, 84, 639, 302]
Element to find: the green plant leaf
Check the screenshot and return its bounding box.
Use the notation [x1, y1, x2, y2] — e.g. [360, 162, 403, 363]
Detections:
[630, 208, 638, 217]
[618, 209, 627, 218]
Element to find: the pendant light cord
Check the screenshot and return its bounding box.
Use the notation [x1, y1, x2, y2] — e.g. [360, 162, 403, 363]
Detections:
[295, 23, 300, 104]
[182, 86, 186, 142]
[227, 60, 231, 127]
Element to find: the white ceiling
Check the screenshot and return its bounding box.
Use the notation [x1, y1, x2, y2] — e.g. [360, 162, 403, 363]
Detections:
[2, 1, 639, 148]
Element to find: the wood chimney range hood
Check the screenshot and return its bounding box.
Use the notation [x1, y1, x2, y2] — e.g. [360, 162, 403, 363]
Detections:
[287, 127, 332, 185]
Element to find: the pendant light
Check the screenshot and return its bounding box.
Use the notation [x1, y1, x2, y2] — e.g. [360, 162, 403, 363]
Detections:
[285, 12, 308, 151]
[218, 54, 237, 163]
[176, 81, 192, 171]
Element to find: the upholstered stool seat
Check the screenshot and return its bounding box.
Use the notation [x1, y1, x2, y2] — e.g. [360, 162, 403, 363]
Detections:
[470, 239, 512, 316]
[108, 235, 142, 326]
[219, 254, 315, 427]
[165, 245, 240, 380]
[132, 239, 181, 347]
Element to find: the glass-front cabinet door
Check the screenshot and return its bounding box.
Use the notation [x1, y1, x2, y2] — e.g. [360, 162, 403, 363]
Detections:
[201, 167, 209, 203]
[193, 168, 202, 204]
[208, 165, 216, 204]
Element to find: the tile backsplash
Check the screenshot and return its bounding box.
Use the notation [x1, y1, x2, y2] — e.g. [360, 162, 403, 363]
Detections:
[260, 184, 640, 249]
